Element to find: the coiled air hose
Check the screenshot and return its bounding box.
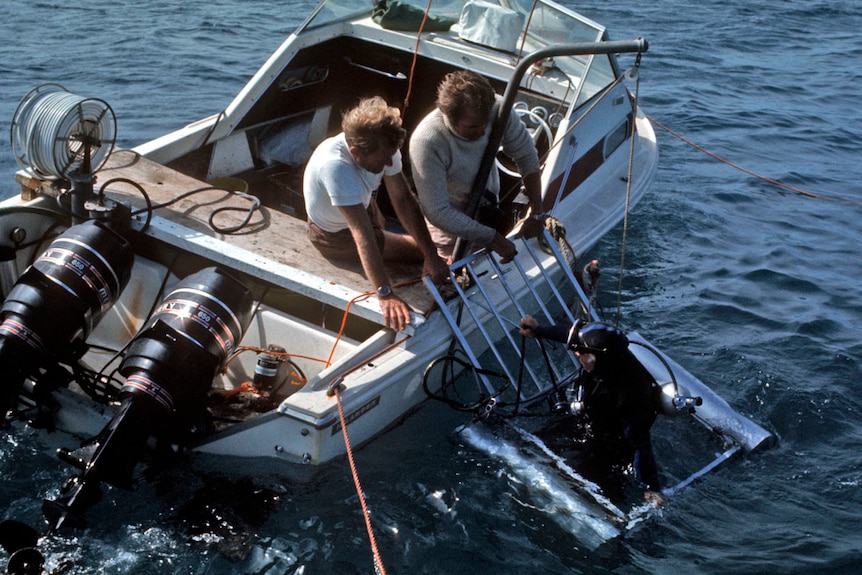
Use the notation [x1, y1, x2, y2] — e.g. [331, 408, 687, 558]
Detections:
[11, 84, 116, 179]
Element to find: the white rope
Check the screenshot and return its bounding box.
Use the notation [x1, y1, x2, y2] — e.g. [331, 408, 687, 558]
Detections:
[11, 84, 115, 179]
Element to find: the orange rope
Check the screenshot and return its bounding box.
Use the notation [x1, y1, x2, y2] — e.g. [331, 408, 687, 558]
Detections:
[221, 381, 260, 398]
[225, 345, 329, 369]
[333, 383, 388, 575]
[326, 277, 423, 366]
[647, 114, 862, 206]
[325, 289, 370, 366]
[403, 0, 433, 112]
[515, 0, 540, 65]
[321, 277, 426, 573]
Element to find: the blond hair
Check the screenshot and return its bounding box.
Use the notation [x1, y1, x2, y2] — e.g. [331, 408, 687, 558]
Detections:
[342, 96, 406, 155]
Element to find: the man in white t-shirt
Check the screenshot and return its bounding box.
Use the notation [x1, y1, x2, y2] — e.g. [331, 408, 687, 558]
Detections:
[304, 97, 448, 331]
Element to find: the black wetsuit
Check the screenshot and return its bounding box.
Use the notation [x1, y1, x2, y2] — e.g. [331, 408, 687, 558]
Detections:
[533, 323, 662, 493]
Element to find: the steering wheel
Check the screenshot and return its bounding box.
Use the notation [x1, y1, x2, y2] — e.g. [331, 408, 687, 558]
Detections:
[496, 105, 554, 179]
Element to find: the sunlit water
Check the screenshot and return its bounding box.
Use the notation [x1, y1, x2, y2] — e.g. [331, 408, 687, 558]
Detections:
[1, 1, 861, 574]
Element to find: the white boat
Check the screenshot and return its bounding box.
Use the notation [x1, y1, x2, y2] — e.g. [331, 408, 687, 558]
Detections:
[1, 0, 772, 539]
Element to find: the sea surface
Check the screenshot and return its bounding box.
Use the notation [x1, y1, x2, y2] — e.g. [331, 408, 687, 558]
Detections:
[2, 1, 861, 574]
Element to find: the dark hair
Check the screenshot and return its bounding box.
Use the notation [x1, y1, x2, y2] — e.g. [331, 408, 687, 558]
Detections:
[435, 70, 496, 124]
[342, 96, 406, 155]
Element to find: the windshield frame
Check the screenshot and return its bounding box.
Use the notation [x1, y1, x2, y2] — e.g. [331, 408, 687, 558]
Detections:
[298, 0, 606, 43]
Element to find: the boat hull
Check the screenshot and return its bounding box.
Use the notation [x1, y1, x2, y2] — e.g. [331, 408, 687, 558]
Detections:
[1, 2, 772, 539]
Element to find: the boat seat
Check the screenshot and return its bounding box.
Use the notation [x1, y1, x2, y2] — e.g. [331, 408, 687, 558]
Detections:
[207, 106, 332, 181]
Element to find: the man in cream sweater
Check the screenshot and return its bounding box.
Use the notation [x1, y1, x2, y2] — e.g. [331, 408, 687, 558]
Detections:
[409, 70, 544, 262]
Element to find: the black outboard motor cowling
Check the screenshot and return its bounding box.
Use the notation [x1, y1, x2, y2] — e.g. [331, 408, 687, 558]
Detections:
[44, 266, 253, 531]
[0, 220, 133, 424]
[122, 265, 252, 412]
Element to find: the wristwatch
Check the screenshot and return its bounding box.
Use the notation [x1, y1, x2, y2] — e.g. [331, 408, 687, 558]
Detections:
[530, 211, 548, 222]
[376, 285, 393, 299]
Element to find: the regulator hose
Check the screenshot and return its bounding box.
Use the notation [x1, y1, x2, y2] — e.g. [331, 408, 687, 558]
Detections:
[422, 352, 510, 412]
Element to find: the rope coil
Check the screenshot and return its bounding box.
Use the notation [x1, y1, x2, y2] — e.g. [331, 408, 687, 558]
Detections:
[11, 83, 116, 179]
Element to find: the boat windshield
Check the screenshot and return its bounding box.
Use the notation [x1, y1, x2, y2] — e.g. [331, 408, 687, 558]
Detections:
[299, 0, 615, 105]
[298, 0, 370, 30]
[300, 0, 605, 44]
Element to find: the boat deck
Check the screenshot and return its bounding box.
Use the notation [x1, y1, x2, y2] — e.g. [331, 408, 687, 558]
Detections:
[16, 149, 439, 329]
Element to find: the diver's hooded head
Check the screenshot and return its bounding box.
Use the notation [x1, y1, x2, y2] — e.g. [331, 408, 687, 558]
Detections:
[567, 321, 629, 373]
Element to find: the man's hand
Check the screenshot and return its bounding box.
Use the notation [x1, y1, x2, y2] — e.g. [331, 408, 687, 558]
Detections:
[423, 254, 450, 285]
[379, 295, 412, 332]
[644, 491, 666, 507]
[516, 215, 545, 239]
[519, 315, 538, 337]
[489, 232, 517, 263]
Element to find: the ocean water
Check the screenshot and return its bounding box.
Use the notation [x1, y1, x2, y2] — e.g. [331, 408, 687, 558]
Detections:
[2, 1, 862, 574]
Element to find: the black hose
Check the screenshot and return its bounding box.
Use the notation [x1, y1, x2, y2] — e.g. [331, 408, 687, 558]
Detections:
[421, 353, 510, 412]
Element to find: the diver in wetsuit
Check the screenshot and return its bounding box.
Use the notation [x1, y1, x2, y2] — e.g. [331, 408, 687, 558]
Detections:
[519, 316, 665, 506]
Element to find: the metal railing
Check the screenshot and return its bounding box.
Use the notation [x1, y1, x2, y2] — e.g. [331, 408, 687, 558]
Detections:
[423, 230, 599, 409]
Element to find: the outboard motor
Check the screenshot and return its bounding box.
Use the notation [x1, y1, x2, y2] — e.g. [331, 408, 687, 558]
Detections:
[43, 267, 253, 531]
[0, 221, 133, 425]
